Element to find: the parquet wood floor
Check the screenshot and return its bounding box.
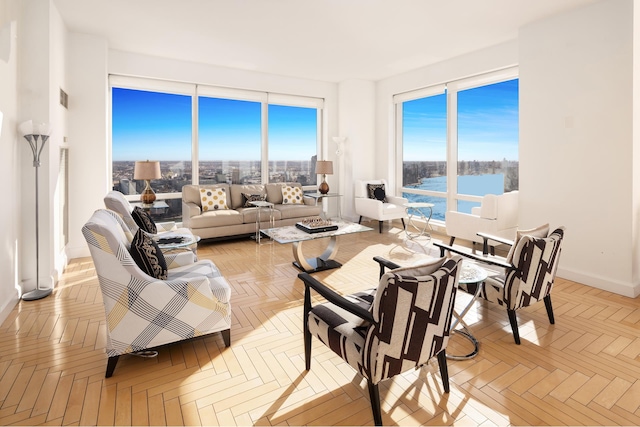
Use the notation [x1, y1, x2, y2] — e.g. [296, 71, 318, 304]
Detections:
[2, 221, 640, 426]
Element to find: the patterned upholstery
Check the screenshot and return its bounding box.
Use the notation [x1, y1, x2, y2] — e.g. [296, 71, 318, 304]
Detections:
[82, 209, 232, 377]
[437, 226, 565, 345]
[104, 190, 198, 256]
[300, 255, 462, 425]
[475, 227, 565, 344]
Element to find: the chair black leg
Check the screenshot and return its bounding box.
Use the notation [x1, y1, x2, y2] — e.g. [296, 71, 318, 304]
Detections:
[544, 295, 555, 324]
[358, 216, 363, 224]
[449, 236, 455, 245]
[303, 285, 312, 370]
[507, 309, 521, 344]
[401, 218, 405, 229]
[378, 221, 383, 233]
[437, 351, 450, 393]
[367, 380, 383, 426]
[221, 328, 231, 347]
[105, 355, 119, 378]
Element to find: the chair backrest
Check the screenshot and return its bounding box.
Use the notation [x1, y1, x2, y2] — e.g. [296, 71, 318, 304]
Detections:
[354, 179, 389, 199]
[364, 255, 462, 384]
[479, 190, 518, 227]
[104, 190, 139, 234]
[504, 227, 565, 309]
[82, 209, 149, 285]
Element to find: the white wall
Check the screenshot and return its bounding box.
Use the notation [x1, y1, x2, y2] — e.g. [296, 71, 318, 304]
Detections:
[66, 33, 109, 260]
[520, 0, 637, 296]
[337, 79, 376, 221]
[0, 1, 20, 323]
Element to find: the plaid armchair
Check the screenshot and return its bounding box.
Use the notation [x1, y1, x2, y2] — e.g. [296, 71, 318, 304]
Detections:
[298, 255, 462, 426]
[82, 209, 231, 377]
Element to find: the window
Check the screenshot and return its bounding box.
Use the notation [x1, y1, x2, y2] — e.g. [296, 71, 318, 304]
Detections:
[268, 104, 319, 184]
[198, 96, 262, 184]
[110, 76, 324, 221]
[396, 69, 519, 222]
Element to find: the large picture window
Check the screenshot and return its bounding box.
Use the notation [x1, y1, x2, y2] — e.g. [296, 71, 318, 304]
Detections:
[397, 69, 519, 222]
[110, 76, 323, 221]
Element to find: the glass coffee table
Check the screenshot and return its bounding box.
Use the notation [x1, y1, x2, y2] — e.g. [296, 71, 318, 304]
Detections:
[154, 233, 201, 253]
[260, 220, 373, 273]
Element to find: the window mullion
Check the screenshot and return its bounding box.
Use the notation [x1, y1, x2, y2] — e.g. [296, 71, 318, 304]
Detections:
[447, 87, 458, 213]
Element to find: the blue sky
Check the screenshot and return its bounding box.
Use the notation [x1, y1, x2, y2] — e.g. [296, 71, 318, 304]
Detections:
[403, 79, 519, 161]
[112, 88, 316, 161]
[113, 79, 517, 162]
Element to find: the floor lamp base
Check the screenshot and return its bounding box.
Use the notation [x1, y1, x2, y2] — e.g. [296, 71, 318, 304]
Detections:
[22, 288, 53, 301]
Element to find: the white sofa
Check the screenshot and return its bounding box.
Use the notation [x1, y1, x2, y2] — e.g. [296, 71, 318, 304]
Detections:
[182, 182, 322, 240]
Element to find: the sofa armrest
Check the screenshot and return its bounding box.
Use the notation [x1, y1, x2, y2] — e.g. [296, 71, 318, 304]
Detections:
[182, 201, 201, 227]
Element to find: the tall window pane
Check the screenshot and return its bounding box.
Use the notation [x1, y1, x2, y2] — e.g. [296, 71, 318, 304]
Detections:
[198, 97, 261, 184]
[401, 93, 447, 220]
[111, 87, 192, 202]
[268, 104, 317, 184]
[457, 79, 519, 213]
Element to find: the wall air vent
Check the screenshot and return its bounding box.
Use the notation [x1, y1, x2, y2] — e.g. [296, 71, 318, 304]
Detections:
[60, 88, 68, 109]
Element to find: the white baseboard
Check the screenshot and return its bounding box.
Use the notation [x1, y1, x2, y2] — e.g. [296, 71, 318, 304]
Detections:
[557, 266, 640, 298]
[0, 291, 19, 326]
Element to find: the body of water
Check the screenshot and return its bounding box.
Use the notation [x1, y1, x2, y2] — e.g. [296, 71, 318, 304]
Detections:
[403, 174, 504, 221]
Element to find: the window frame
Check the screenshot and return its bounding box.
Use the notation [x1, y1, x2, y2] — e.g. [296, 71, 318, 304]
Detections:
[109, 75, 325, 202]
[394, 67, 519, 224]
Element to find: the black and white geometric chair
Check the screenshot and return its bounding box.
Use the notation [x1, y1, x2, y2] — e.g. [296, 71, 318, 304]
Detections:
[435, 226, 565, 344]
[298, 255, 462, 426]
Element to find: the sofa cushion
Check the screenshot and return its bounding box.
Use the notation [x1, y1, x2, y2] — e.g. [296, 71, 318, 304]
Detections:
[130, 229, 168, 280]
[274, 204, 322, 220]
[266, 182, 302, 204]
[189, 209, 243, 229]
[200, 187, 229, 211]
[282, 185, 304, 204]
[230, 184, 265, 209]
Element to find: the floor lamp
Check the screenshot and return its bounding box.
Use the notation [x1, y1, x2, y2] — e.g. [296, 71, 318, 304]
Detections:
[19, 120, 52, 301]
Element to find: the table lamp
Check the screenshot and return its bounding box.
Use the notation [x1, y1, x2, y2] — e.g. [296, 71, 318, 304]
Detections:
[316, 160, 333, 194]
[134, 160, 161, 207]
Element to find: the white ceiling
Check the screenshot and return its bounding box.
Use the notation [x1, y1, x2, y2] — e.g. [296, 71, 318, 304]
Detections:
[53, 0, 596, 83]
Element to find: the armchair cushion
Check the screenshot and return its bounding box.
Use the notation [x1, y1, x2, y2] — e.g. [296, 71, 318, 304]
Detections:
[131, 206, 157, 234]
[505, 223, 549, 263]
[130, 229, 168, 280]
[367, 183, 387, 202]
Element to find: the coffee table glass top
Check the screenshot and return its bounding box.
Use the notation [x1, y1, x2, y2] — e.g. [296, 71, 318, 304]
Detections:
[261, 220, 372, 244]
[154, 233, 200, 249]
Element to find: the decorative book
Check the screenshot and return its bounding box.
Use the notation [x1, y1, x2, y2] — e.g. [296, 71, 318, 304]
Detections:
[156, 237, 184, 244]
[296, 216, 338, 234]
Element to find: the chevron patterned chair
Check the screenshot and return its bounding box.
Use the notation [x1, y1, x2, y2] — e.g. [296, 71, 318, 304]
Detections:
[298, 255, 462, 426]
[82, 209, 231, 377]
[435, 226, 565, 344]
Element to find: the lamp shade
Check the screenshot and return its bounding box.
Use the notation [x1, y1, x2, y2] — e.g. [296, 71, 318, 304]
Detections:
[316, 160, 333, 175]
[134, 160, 161, 180]
[19, 120, 51, 137]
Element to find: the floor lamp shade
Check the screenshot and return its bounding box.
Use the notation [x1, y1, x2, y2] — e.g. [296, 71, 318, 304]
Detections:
[19, 120, 53, 301]
[316, 160, 333, 194]
[134, 160, 161, 206]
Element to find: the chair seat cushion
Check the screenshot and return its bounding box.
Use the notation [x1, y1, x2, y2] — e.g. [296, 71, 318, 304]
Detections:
[167, 260, 231, 304]
[307, 289, 375, 376]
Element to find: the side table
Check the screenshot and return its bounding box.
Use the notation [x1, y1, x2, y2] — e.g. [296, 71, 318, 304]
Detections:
[447, 261, 487, 360]
[403, 202, 435, 240]
[304, 193, 342, 219]
[250, 200, 275, 243]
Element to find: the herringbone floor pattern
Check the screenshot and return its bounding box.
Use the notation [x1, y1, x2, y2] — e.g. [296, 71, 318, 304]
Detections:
[2, 222, 640, 426]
